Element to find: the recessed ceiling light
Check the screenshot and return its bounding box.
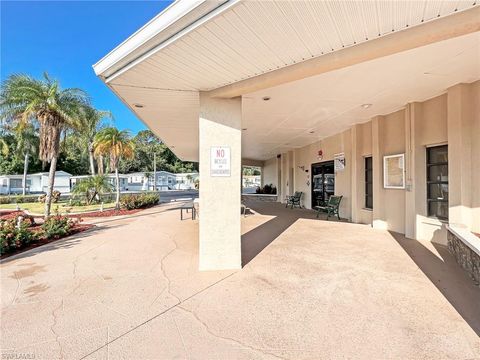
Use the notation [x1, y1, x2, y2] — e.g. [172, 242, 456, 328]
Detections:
[133, 104, 144, 108]
[262, 96, 271, 101]
[361, 103, 372, 109]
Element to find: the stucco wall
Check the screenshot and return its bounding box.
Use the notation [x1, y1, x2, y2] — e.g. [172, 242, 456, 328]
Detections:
[379, 110, 406, 234]
[414, 94, 448, 242]
[472, 81, 480, 233]
[292, 129, 352, 218]
[262, 157, 278, 188]
[266, 80, 478, 243]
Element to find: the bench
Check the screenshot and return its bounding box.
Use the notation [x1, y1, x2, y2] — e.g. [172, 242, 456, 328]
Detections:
[180, 202, 196, 220]
[285, 191, 303, 209]
[315, 195, 342, 220]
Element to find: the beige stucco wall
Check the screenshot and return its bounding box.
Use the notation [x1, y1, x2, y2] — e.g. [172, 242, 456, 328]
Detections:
[292, 129, 352, 218]
[471, 81, 480, 233]
[412, 95, 449, 242]
[262, 157, 278, 188]
[352, 121, 373, 225]
[268, 79, 479, 244]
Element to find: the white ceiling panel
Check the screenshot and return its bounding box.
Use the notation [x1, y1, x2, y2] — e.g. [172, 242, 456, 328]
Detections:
[110, 1, 478, 92]
[96, 1, 479, 161]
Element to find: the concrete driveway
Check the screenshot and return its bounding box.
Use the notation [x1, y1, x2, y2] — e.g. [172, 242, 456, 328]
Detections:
[1, 202, 479, 359]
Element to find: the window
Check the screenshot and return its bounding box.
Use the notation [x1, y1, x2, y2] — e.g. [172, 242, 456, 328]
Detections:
[10, 179, 22, 188]
[427, 145, 448, 220]
[365, 157, 373, 209]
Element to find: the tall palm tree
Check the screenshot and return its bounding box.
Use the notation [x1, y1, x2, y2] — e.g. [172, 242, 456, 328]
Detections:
[0, 73, 89, 216]
[94, 127, 134, 209]
[14, 124, 38, 195]
[78, 106, 112, 176]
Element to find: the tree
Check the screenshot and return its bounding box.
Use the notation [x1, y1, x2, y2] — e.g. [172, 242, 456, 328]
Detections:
[118, 130, 198, 174]
[77, 106, 112, 175]
[72, 175, 112, 205]
[14, 124, 38, 195]
[94, 127, 134, 209]
[0, 73, 89, 217]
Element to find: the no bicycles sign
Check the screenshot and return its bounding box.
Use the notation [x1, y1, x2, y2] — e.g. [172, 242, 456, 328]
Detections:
[210, 146, 231, 177]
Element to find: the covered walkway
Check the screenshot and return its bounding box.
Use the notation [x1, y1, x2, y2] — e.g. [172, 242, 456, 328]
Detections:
[1, 202, 479, 359]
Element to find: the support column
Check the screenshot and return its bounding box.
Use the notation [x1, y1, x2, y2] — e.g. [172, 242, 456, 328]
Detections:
[372, 116, 387, 230]
[447, 84, 473, 229]
[199, 93, 242, 271]
[350, 125, 360, 223]
[404, 103, 421, 239]
[276, 155, 282, 202]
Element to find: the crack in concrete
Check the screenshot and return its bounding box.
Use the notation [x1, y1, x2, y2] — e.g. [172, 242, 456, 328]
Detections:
[150, 232, 181, 307]
[171, 313, 189, 360]
[9, 271, 20, 307]
[49, 299, 65, 359]
[176, 305, 287, 360]
[79, 272, 237, 360]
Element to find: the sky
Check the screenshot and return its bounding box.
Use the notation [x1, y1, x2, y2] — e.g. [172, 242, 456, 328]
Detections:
[1, 0, 173, 134]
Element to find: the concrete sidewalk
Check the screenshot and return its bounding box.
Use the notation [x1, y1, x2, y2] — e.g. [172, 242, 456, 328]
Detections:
[1, 202, 479, 359]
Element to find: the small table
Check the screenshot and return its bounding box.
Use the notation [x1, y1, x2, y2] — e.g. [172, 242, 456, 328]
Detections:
[180, 202, 196, 220]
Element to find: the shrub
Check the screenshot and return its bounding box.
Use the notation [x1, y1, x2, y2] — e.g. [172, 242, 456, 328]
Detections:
[40, 215, 76, 239]
[255, 184, 277, 195]
[0, 194, 40, 204]
[37, 190, 61, 204]
[72, 175, 113, 205]
[120, 192, 159, 210]
[0, 217, 37, 255]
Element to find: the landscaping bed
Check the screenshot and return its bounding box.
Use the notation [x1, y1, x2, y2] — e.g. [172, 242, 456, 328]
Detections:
[69, 208, 144, 218]
[0, 211, 94, 260]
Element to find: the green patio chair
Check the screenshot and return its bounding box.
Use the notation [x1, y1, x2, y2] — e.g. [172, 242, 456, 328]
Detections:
[315, 195, 342, 220]
[285, 191, 302, 209]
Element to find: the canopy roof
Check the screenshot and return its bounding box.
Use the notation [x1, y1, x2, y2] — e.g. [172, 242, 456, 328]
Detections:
[94, 0, 480, 161]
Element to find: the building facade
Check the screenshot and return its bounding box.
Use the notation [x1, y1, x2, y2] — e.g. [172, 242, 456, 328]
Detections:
[93, 0, 480, 270]
[262, 82, 480, 244]
[0, 171, 72, 195]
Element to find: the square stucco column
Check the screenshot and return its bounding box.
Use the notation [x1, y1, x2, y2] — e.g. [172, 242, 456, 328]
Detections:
[447, 84, 474, 230]
[198, 93, 242, 271]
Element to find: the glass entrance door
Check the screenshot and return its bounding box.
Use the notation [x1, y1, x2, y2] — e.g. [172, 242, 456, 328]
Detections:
[311, 161, 335, 208]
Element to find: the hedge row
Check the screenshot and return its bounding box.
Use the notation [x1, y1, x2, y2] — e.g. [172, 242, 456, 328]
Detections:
[120, 193, 160, 210]
[0, 192, 154, 205]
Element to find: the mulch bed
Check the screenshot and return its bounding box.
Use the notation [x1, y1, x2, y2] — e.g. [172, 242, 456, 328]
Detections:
[1, 211, 95, 260]
[0, 210, 29, 221]
[68, 208, 144, 218]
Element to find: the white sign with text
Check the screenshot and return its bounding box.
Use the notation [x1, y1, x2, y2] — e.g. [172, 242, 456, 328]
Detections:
[210, 146, 231, 177]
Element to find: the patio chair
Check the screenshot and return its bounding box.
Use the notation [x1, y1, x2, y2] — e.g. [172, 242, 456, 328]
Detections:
[285, 191, 302, 209]
[315, 195, 342, 220]
[241, 200, 248, 217]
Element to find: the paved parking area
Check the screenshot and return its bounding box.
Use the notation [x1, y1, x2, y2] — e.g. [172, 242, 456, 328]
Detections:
[1, 201, 479, 359]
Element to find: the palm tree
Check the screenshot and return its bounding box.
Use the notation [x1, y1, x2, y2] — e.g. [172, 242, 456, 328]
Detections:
[72, 175, 113, 205]
[0, 73, 89, 216]
[14, 124, 38, 195]
[94, 127, 134, 209]
[78, 106, 112, 176]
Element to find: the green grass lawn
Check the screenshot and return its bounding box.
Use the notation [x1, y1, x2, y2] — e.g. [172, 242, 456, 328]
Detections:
[0, 201, 116, 214]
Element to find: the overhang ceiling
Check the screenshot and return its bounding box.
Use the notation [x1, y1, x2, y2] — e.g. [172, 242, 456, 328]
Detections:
[94, 0, 480, 161]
